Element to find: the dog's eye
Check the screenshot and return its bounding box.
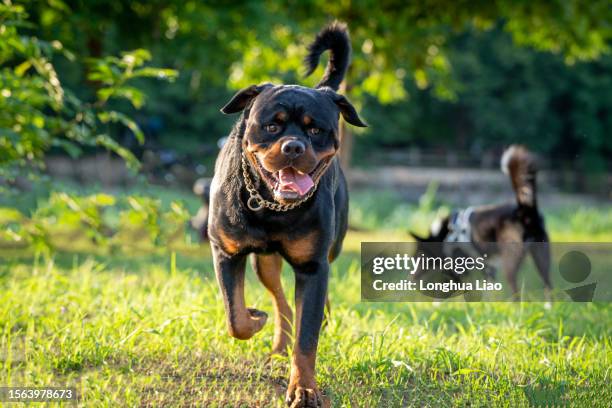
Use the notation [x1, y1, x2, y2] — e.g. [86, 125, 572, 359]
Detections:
[264, 124, 280, 134]
[308, 127, 321, 136]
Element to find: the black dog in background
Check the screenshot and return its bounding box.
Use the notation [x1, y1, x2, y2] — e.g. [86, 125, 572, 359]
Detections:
[191, 177, 212, 241]
[411, 145, 552, 297]
[207, 23, 365, 407]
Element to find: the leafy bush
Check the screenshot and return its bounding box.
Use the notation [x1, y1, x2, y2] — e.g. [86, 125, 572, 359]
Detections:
[0, 3, 176, 184]
[0, 192, 192, 255]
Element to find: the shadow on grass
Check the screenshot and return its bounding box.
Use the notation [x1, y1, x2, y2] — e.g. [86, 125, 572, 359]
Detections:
[134, 352, 288, 407]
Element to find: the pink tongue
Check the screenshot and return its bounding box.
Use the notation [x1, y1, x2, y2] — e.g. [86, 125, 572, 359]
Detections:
[278, 168, 314, 196]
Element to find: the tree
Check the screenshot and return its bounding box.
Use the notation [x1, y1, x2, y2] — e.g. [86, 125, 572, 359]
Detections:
[226, 1, 611, 167]
[0, 1, 176, 185]
[356, 25, 612, 173]
[5, 0, 611, 173]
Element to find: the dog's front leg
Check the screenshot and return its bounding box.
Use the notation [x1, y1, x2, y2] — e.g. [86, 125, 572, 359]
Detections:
[286, 262, 328, 408]
[212, 245, 268, 340]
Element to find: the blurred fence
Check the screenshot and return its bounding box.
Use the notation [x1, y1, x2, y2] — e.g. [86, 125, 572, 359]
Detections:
[39, 146, 611, 199]
[362, 148, 611, 196]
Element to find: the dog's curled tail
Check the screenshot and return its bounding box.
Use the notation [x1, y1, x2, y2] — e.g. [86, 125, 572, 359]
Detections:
[304, 21, 351, 91]
[501, 145, 538, 208]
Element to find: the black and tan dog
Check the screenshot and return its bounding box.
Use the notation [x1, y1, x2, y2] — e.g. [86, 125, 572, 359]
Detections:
[411, 145, 552, 297]
[207, 23, 365, 407]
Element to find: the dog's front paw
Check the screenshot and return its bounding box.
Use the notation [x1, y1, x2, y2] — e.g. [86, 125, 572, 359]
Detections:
[227, 308, 268, 340]
[286, 385, 325, 408]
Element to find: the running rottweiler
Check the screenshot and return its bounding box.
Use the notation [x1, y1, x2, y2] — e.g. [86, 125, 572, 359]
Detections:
[207, 22, 365, 407]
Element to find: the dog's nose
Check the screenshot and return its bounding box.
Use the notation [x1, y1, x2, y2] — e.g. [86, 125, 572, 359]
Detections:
[281, 140, 305, 159]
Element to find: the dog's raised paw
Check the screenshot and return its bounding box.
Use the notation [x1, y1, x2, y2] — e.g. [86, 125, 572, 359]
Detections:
[228, 308, 268, 339]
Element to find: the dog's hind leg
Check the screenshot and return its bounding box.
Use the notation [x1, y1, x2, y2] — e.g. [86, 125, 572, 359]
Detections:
[501, 245, 527, 299]
[212, 246, 268, 340]
[529, 241, 552, 303]
[251, 253, 293, 355]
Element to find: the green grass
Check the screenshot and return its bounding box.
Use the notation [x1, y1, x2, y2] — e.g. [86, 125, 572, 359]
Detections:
[1, 185, 611, 406]
[2, 240, 612, 406]
[349, 188, 612, 242]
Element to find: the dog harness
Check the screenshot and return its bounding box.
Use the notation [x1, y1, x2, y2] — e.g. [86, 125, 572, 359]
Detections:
[443, 207, 483, 259]
[445, 207, 474, 243]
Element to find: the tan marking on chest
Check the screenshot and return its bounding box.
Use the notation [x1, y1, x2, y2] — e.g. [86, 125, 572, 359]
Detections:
[282, 231, 320, 264]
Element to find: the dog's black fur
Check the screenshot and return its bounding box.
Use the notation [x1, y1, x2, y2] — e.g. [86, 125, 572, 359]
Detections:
[208, 22, 365, 407]
[411, 145, 552, 296]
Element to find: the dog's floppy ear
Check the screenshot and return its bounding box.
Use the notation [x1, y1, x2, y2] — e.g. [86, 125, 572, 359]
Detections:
[320, 88, 366, 127]
[333, 94, 367, 127]
[220, 83, 273, 114]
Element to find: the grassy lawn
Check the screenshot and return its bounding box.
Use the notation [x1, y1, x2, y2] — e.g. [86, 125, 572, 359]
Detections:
[1, 185, 611, 406]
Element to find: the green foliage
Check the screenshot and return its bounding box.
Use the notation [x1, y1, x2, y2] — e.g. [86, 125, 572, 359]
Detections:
[224, 0, 611, 103]
[90, 49, 177, 109]
[357, 27, 612, 169]
[12, 0, 610, 168]
[0, 2, 176, 181]
[0, 191, 192, 255]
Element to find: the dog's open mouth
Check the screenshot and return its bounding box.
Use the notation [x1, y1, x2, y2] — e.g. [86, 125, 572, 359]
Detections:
[255, 158, 325, 201]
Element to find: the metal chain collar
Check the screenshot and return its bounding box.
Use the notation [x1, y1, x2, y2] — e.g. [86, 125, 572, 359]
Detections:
[241, 153, 325, 212]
